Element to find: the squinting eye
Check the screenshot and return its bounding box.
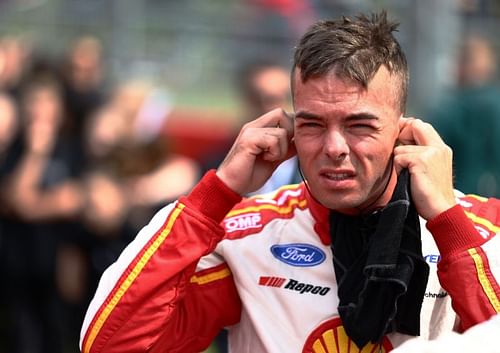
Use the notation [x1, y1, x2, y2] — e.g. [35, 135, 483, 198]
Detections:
[300, 122, 322, 128]
[351, 124, 374, 129]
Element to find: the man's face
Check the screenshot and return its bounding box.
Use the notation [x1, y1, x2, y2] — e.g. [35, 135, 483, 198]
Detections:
[292, 66, 401, 213]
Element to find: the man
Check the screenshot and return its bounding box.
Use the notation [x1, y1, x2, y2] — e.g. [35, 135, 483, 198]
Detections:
[80, 12, 500, 353]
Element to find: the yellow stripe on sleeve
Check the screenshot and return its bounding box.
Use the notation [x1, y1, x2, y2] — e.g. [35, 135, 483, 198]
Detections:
[83, 203, 185, 353]
[226, 198, 307, 218]
[465, 194, 488, 202]
[468, 248, 500, 313]
[190, 267, 231, 285]
[464, 211, 500, 234]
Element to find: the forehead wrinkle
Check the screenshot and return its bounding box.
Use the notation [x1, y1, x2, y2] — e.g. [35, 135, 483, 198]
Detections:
[293, 66, 403, 115]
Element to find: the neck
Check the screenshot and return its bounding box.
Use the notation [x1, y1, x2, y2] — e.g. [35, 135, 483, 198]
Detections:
[361, 167, 398, 214]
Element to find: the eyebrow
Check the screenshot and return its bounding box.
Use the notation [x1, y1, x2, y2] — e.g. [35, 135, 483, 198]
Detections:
[294, 111, 320, 120]
[345, 112, 380, 122]
[295, 111, 380, 122]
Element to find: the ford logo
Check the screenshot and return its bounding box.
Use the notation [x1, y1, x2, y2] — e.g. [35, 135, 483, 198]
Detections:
[270, 243, 326, 267]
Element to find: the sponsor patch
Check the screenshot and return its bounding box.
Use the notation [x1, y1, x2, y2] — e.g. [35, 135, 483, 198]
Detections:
[424, 291, 448, 299]
[258, 276, 331, 296]
[303, 317, 392, 352]
[224, 213, 262, 233]
[270, 243, 326, 267]
[424, 254, 441, 264]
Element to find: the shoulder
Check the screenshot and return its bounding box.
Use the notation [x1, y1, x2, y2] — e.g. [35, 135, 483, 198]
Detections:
[221, 183, 308, 237]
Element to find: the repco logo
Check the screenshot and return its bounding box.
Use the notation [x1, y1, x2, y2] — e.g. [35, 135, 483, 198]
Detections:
[224, 213, 262, 233]
[259, 276, 331, 296]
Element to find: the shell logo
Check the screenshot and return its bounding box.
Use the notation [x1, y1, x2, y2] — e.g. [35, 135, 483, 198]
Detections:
[302, 317, 393, 353]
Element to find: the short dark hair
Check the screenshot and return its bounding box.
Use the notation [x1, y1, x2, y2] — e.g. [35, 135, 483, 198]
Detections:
[293, 11, 408, 112]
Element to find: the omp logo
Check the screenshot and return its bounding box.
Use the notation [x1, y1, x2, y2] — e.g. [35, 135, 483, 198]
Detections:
[258, 276, 331, 296]
[302, 317, 392, 353]
[271, 243, 326, 267]
[224, 213, 262, 233]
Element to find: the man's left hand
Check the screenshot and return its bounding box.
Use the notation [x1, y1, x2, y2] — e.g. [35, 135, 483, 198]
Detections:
[394, 117, 456, 220]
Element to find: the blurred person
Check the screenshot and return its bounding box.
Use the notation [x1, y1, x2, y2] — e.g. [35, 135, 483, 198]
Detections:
[81, 12, 500, 353]
[0, 35, 32, 99]
[238, 60, 292, 120]
[83, 106, 127, 161]
[63, 36, 104, 94]
[80, 170, 129, 237]
[74, 169, 137, 310]
[2, 75, 85, 353]
[7, 76, 83, 221]
[83, 80, 200, 228]
[0, 92, 18, 168]
[429, 34, 500, 197]
[0, 91, 19, 348]
[60, 35, 107, 171]
[70, 80, 202, 351]
[207, 61, 300, 198]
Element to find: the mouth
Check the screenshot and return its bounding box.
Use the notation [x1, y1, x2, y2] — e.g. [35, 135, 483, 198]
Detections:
[317, 168, 357, 191]
[323, 172, 354, 181]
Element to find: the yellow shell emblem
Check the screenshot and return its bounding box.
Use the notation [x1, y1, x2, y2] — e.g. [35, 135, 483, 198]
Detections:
[303, 318, 392, 353]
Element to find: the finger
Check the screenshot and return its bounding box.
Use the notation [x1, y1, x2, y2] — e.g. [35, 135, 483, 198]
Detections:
[247, 108, 288, 128]
[257, 128, 290, 161]
[246, 108, 294, 140]
[398, 118, 445, 147]
[393, 150, 425, 176]
[393, 145, 452, 175]
[393, 144, 428, 172]
[394, 140, 452, 160]
[394, 144, 431, 155]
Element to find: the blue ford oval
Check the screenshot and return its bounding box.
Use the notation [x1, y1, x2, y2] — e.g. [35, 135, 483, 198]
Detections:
[270, 243, 326, 267]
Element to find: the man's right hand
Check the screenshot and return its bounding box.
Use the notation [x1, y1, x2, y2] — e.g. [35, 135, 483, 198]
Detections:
[216, 108, 295, 195]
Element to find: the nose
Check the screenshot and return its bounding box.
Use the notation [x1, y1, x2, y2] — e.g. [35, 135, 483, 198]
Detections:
[324, 128, 349, 161]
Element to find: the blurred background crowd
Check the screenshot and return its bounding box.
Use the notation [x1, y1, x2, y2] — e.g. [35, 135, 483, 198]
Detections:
[0, 0, 499, 352]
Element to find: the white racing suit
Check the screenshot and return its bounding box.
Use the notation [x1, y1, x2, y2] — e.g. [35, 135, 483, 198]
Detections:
[80, 170, 500, 353]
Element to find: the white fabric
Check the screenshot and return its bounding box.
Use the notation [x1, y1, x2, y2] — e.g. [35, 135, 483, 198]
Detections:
[392, 314, 500, 353]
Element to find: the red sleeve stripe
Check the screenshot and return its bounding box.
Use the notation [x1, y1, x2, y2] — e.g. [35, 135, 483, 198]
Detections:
[468, 247, 500, 313]
[465, 211, 500, 234]
[82, 203, 186, 353]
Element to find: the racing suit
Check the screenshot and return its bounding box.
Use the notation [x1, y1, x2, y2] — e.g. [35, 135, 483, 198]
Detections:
[80, 170, 500, 353]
